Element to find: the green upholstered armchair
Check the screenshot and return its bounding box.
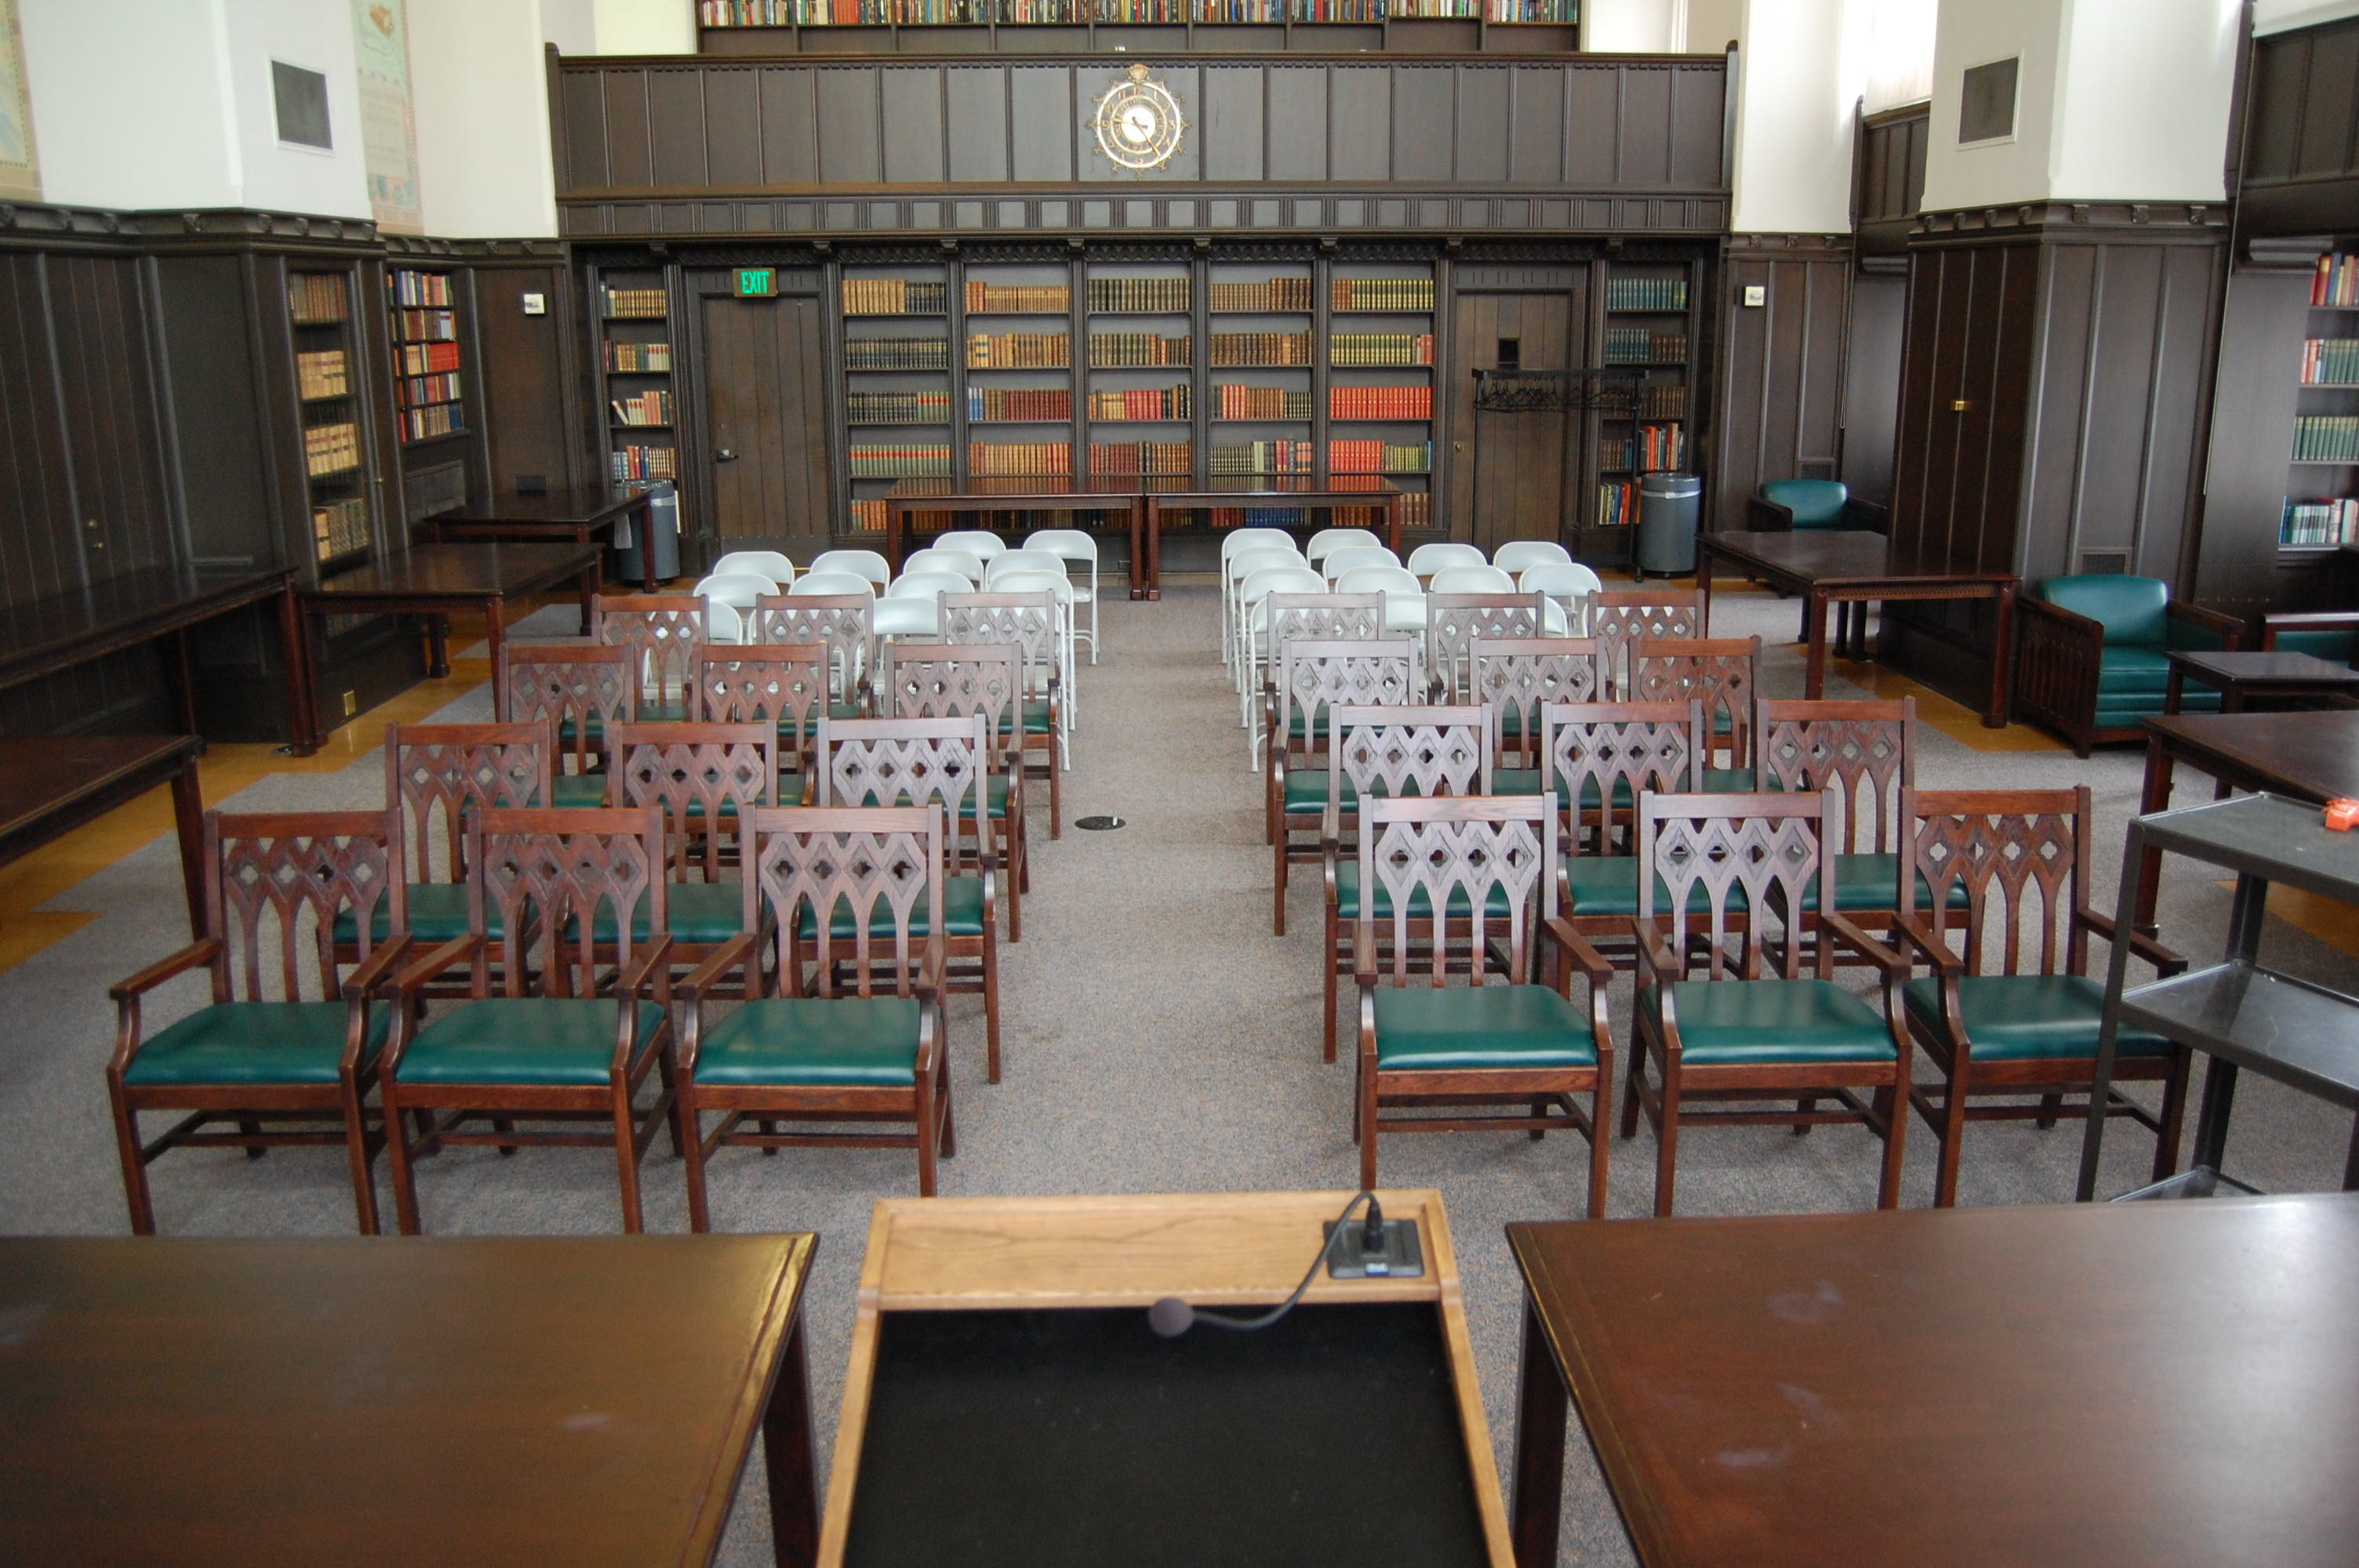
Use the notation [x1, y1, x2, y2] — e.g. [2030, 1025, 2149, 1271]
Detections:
[2261, 610, 2359, 662]
[1746, 478, 1888, 533]
[2012, 575, 2246, 757]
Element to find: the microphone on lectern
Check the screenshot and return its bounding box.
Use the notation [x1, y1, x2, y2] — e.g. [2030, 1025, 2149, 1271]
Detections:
[1147, 1296, 1196, 1338]
[1143, 1192, 1382, 1338]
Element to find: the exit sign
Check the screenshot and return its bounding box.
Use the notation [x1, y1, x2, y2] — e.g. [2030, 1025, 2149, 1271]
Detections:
[735, 268, 776, 298]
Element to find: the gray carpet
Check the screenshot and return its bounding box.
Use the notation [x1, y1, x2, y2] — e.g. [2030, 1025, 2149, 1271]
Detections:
[3, 588, 2355, 1564]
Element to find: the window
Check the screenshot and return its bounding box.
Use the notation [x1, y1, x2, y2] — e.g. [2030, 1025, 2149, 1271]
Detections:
[1959, 56, 2020, 146]
[271, 61, 332, 151]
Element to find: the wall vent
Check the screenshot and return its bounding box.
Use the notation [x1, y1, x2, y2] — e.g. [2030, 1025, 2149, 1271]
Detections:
[2078, 549, 2131, 576]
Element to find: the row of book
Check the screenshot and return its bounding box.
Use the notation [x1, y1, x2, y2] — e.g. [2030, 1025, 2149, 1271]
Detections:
[607, 341, 672, 372]
[1331, 278, 1434, 312]
[853, 390, 955, 423]
[1604, 328, 1688, 364]
[304, 422, 361, 477]
[1089, 332, 1191, 367]
[2293, 415, 2359, 463]
[389, 270, 453, 307]
[1328, 439, 1430, 474]
[968, 332, 1072, 368]
[699, 0, 1573, 18]
[401, 405, 463, 443]
[602, 286, 667, 321]
[1596, 481, 1637, 528]
[966, 281, 1069, 314]
[848, 338, 951, 369]
[1630, 383, 1688, 419]
[398, 340, 461, 376]
[1332, 332, 1435, 366]
[969, 387, 1070, 421]
[2281, 497, 2359, 546]
[612, 390, 675, 426]
[1089, 385, 1192, 420]
[969, 442, 1072, 477]
[288, 274, 349, 326]
[1329, 384, 1430, 419]
[1088, 277, 1191, 314]
[611, 445, 677, 481]
[2299, 338, 2359, 385]
[1209, 331, 1314, 366]
[1211, 441, 1314, 474]
[850, 444, 954, 477]
[1216, 385, 1312, 420]
[1603, 423, 1685, 473]
[1195, 491, 1430, 529]
[312, 498, 369, 561]
[1091, 441, 1194, 475]
[1604, 276, 1688, 313]
[393, 308, 456, 343]
[295, 350, 347, 401]
[1209, 278, 1313, 314]
[398, 372, 463, 409]
[2314, 255, 2359, 308]
[843, 278, 948, 315]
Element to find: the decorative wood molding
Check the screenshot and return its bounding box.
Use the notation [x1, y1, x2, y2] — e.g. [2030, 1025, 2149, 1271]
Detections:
[1911, 202, 2230, 245]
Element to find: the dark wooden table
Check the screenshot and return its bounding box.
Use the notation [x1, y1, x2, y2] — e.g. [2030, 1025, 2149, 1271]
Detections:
[426, 486, 658, 595]
[0, 734, 205, 935]
[2165, 648, 2359, 713]
[0, 564, 311, 754]
[2134, 710, 2359, 926]
[302, 543, 602, 741]
[0, 1232, 822, 1566]
[1697, 530, 2019, 726]
[1143, 480, 1403, 601]
[883, 478, 1147, 593]
[1507, 1195, 2359, 1568]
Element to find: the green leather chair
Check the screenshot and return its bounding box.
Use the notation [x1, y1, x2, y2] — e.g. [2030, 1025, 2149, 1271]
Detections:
[107, 809, 409, 1235]
[2261, 609, 2359, 663]
[2012, 575, 2245, 756]
[1891, 786, 2193, 1207]
[1354, 794, 1613, 1218]
[1746, 478, 1888, 532]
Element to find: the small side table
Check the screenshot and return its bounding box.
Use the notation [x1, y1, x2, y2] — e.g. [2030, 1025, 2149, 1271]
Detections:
[2080, 792, 2359, 1200]
[2165, 648, 2359, 715]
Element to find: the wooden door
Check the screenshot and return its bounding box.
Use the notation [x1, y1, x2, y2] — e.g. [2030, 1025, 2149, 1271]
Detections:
[700, 294, 831, 546]
[1447, 289, 1580, 552]
[1890, 242, 2037, 572]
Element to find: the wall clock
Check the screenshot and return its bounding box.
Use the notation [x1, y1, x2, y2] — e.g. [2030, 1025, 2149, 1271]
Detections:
[1092, 64, 1187, 172]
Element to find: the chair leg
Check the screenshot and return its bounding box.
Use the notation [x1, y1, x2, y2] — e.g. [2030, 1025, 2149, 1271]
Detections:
[1791, 1096, 1816, 1135]
[1651, 1072, 1681, 1218]
[343, 1080, 380, 1236]
[109, 1090, 157, 1236]
[1358, 1068, 1380, 1189]
[681, 1099, 713, 1233]
[915, 1073, 939, 1199]
[1273, 830, 1289, 936]
[1618, 1044, 1645, 1138]
[1932, 1074, 1968, 1207]
[1529, 1098, 1549, 1140]
[1047, 745, 1062, 840]
[1875, 1080, 1908, 1210]
[612, 1089, 645, 1235]
[1587, 1060, 1614, 1221]
[983, 930, 1003, 1085]
[657, 1047, 685, 1158]
[241, 1118, 266, 1158]
[2034, 1090, 2064, 1131]
[493, 1117, 518, 1156]
[1322, 903, 1339, 1063]
[385, 1095, 426, 1236]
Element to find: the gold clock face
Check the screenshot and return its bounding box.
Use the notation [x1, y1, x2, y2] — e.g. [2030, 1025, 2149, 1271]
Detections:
[1093, 64, 1186, 172]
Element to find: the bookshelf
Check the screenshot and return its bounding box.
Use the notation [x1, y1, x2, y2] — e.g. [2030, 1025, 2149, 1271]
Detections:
[1325, 259, 1437, 534]
[845, 260, 955, 532]
[2283, 252, 2359, 551]
[288, 269, 372, 568]
[387, 267, 466, 448]
[1085, 259, 1194, 484]
[595, 263, 679, 495]
[1591, 258, 1698, 544]
[693, 3, 1581, 56]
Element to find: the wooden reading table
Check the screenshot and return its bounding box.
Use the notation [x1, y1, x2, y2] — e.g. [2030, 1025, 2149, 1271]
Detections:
[425, 485, 659, 595]
[881, 478, 1147, 593]
[1143, 479, 1403, 600]
[820, 1190, 1512, 1566]
[1507, 1195, 2359, 1567]
[2132, 710, 2359, 927]
[301, 542, 602, 743]
[0, 1232, 822, 1566]
[1697, 530, 2019, 726]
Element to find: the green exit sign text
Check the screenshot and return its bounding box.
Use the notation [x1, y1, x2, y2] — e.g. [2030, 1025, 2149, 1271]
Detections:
[735, 268, 776, 298]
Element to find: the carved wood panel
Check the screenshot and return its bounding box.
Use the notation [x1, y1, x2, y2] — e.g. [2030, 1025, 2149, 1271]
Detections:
[1358, 796, 1554, 985]
[212, 810, 401, 1004]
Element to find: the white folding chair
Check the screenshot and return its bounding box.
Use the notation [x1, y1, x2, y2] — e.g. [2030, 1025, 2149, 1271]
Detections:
[791, 570, 875, 597]
[936, 529, 1008, 563]
[874, 572, 965, 641]
[711, 550, 796, 586]
[1405, 541, 1487, 583]
[692, 572, 776, 645]
[1219, 528, 1297, 662]
[1320, 544, 1400, 584]
[1429, 564, 1518, 595]
[1236, 564, 1329, 736]
[1224, 546, 1305, 687]
[989, 567, 1081, 729]
[1519, 561, 1605, 635]
[986, 549, 1072, 586]
[1336, 564, 1428, 634]
[1303, 527, 1379, 568]
[1023, 528, 1101, 664]
[808, 549, 891, 589]
[901, 547, 986, 585]
[1493, 539, 1572, 575]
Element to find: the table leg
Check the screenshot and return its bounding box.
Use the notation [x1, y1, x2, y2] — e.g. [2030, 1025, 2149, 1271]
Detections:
[1984, 584, 2016, 728]
[763, 1316, 822, 1568]
[2189, 1055, 2241, 1175]
[1383, 495, 1401, 555]
[1147, 501, 1163, 601]
[1696, 545, 1715, 632]
[2164, 666, 2186, 717]
[1848, 597, 1870, 661]
[278, 581, 319, 755]
[1509, 1301, 1568, 1568]
[427, 617, 451, 679]
[485, 596, 509, 721]
[168, 751, 206, 939]
[2132, 735, 2174, 931]
[885, 504, 905, 574]
[1803, 588, 1830, 699]
[169, 628, 201, 735]
[636, 503, 659, 593]
[580, 559, 601, 633]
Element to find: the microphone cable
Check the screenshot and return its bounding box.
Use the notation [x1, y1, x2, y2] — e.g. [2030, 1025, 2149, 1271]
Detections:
[1147, 1190, 1377, 1338]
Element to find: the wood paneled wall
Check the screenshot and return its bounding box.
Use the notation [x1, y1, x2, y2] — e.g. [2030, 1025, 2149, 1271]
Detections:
[1710, 235, 1850, 532]
[1855, 103, 1928, 256]
[2243, 14, 2359, 236]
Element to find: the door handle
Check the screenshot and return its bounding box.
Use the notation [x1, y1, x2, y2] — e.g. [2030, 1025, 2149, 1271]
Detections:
[715, 448, 738, 462]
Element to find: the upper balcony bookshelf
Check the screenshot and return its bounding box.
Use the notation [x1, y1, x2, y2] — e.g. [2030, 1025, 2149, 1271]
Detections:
[696, 0, 1579, 56]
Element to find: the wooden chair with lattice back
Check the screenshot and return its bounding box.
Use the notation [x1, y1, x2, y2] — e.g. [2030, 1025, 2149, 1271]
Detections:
[1265, 636, 1423, 935]
[1354, 794, 1614, 1216]
[674, 805, 954, 1217]
[1423, 591, 1548, 702]
[941, 589, 1067, 839]
[1317, 704, 1492, 1064]
[818, 713, 1006, 1079]
[749, 593, 872, 712]
[692, 641, 831, 793]
[380, 806, 678, 1234]
[107, 809, 409, 1234]
[1892, 786, 2194, 1206]
[1545, 698, 1706, 960]
[1470, 636, 1604, 786]
[875, 640, 1030, 919]
[1630, 634, 1761, 773]
[1625, 789, 1911, 1215]
[502, 641, 636, 802]
[594, 593, 711, 721]
[603, 720, 779, 997]
[1588, 588, 1703, 698]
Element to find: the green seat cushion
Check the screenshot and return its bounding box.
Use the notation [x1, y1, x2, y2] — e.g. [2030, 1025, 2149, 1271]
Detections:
[395, 998, 667, 1087]
[692, 996, 921, 1087]
[1372, 984, 1597, 1071]
[1703, 767, 1756, 792]
[1761, 478, 1850, 528]
[2094, 648, 2175, 695]
[1284, 704, 1333, 740]
[551, 773, 609, 808]
[1284, 768, 1355, 815]
[1900, 974, 2177, 1061]
[332, 883, 498, 945]
[2270, 629, 2357, 662]
[1494, 766, 1544, 796]
[1640, 978, 1895, 1065]
[1564, 856, 1746, 916]
[994, 698, 1056, 736]
[572, 881, 747, 945]
[838, 774, 1009, 820]
[794, 873, 989, 940]
[122, 1002, 391, 1087]
[1332, 859, 1518, 920]
[638, 701, 690, 723]
[1823, 853, 1972, 913]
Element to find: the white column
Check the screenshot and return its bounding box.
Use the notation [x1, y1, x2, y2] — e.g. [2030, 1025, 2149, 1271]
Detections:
[1729, 0, 1866, 234]
[410, 0, 559, 237]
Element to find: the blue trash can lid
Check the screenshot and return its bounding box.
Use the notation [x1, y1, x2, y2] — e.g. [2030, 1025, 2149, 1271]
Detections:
[1639, 473, 1701, 497]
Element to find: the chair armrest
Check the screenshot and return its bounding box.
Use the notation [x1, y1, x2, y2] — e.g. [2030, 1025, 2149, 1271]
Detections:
[2165, 600, 2247, 652]
[340, 934, 414, 1002]
[109, 938, 222, 1003]
[2078, 905, 2187, 977]
[391, 935, 481, 997]
[613, 932, 677, 1003]
[678, 931, 758, 1003]
[1841, 498, 1890, 534]
[1633, 916, 1681, 985]
[1542, 914, 1614, 986]
[2016, 592, 2105, 648]
[917, 935, 947, 1001]
[2013, 594, 2107, 737]
[2262, 610, 2359, 652]
[1888, 913, 1963, 978]
[1747, 495, 1797, 531]
[1820, 912, 1908, 979]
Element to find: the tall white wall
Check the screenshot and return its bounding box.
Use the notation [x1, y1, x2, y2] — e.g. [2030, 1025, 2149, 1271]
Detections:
[1583, 0, 1677, 52]
[1918, 0, 2063, 212]
[220, 0, 371, 220]
[591, 0, 696, 53]
[1684, 0, 1743, 52]
[1729, 0, 1863, 234]
[18, 0, 242, 212]
[540, 0, 598, 53]
[411, 0, 558, 236]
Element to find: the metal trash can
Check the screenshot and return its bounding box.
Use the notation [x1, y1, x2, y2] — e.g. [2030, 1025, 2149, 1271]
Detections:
[613, 482, 682, 586]
[1634, 472, 1703, 579]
